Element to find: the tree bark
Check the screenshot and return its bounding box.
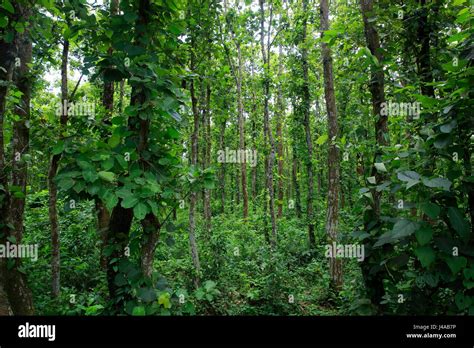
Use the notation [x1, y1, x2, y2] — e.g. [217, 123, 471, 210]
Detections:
[48, 39, 69, 298]
[0, 10, 17, 315]
[218, 118, 226, 214]
[5, 2, 35, 314]
[320, 0, 342, 290]
[360, 0, 389, 310]
[301, 1, 316, 248]
[259, 0, 277, 248]
[236, 41, 249, 220]
[276, 45, 284, 219]
[203, 83, 212, 234]
[188, 70, 201, 288]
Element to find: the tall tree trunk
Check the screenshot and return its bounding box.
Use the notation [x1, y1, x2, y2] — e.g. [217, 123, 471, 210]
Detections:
[48, 39, 69, 298]
[360, 0, 388, 310]
[97, 0, 119, 270]
[6, 2, 35, 314]
[416, 0, 435, 98]
[203, 83, 212, 234]
[106, 0, 161, 306]
[189, 75, 201, 287]
[320, 0, 342, 290]
[0, 10, 17, 315]
[301, 1, 316, 248]
[219, 118, 226, 214]
[292, 150, 302, 218]
[236, 41, 249, 219]
[276, 45, 284, 219]
[259, 0, 277, 248]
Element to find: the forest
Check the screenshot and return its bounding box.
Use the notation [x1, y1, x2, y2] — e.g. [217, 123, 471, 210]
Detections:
[0, 0, 472, 317]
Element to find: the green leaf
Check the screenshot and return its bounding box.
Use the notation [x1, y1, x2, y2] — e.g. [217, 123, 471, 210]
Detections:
[133, 202, 148, 220]
[137, 287, 157, 302]
[367, 176, 376, 184]
[121, 195, 138, 209]
[1, 0, 14, 14]
[464, 267, 474, 280]
[374, 162, 387, 173]
[415, 226, 433, 246]
[103, 191, 118, 211]
[440, 120, 457, 133]
[446, 256, 467, 274]
[52, 141, 65, 155]
[447, 207, 470, 243]
[108, 135, 121, 148]
[415, 246, 436, 268]
[421, 202, 441, 219]
[114, 273, 127, 286]
[98, 171, 116, 183]
[132, 306, 146, 316]
[58, 178, 75, 191]
[422, 177, 451, 191]
[397, 171, 420, 188]
[204, 179, 215, 190]
[0, 16, 8, 28]
[82, 169, 98, 183]
[463, 280, 474, 289]
[166, 127, 180, 139]
[455, 292, 471, 310]
[316, 134, 328, 145]
[158, 293, 171, 309]
[374, 219, 418, 247]
[434, 133, 451, 149]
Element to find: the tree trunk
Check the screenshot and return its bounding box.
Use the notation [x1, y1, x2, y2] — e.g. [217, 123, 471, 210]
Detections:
[0, 12, 17, 315]
[320, 0, 342, 290]
[97, 0, 119, 271]
[292, 151, 302, 218]
[259, 0, 277, 248]
[360, 0, 388, 310]
[236, 41, 249, 220]
[301, 1, 316, 248]
[219, 118, 226, 214]
[6, 2, 35, 314]
[276, 45, 284, 219]
[203, 83, 212, 234]
[48, 39, 69, 298]
[188, 71, 201, 287]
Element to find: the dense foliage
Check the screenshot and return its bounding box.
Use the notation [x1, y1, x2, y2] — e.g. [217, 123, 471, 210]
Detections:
[0, 0, 472, 316]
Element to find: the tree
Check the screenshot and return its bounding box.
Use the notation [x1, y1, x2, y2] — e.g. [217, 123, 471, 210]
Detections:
[320, 0, 342, 289]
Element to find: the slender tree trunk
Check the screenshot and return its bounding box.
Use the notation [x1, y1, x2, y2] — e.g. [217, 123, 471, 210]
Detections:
[416, 0, 435, 98]
[236, 41, 249, 219]
[360, 0, 388, 309]
[97, 0, 119, 271]
[203, 83, 212, 234]
[260, 0, 277, 248]
[6, 3, 35, 313]
[276, 45, 284, 219]
[188, 70, 201, 287]
[106, 0, 161, 306]
[48, 39, 69, 298]
[219, 118, 226, 214]
[301, 1, 316, 248]
[292, 151, 302, 218]
[0, 12, 17, 315]
[141, 214, 160, 278]
[320, 0, 342, 290]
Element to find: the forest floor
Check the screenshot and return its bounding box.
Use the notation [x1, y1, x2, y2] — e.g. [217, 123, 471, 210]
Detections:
[22, 190, 366, 316]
